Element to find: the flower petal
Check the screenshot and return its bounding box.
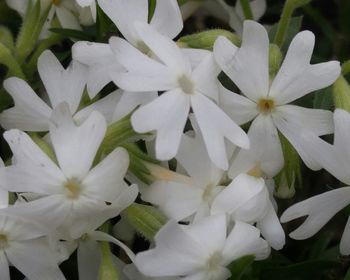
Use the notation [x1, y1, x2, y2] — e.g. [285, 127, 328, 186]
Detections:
[77, 239, 101, 280]
[219, 85, 258, 126]
[150, 0, 183, 39]
[141, 180, 202, 221]
[0, 251, 9, 280]
[0, 78, 52, 131]
[38, 50, 87, 113]
[214, 21, 269, 102]
[83, 148, 129, 202]
[112, 90, 158, 122]
[269, 31, 340, 104]
[281, 187, 350, 239]
[257, 203, 285, 250]
[50, 103, 106, 179]
[191, 93, 249, 170]
[97, 0, 148, 45]
[56, 6, 82, 30]
[135, 22, 191, 73]
[132, 89, 190, 160]
[135, 221, 206, 277]
[6, 239, 65, 280]
[223, 221, 270, 262]
[229, 115, 283, 179]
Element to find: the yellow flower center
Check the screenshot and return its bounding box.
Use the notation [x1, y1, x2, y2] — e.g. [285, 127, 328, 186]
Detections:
[52, 0, 60, 6]
[178, 75, 195, 95]
[64, 179, 82, 200]
[247, 164, 263, 178]
[257, 98, 275, 114]
[0, 233, 8, 249]
[206, 252, 223, 272]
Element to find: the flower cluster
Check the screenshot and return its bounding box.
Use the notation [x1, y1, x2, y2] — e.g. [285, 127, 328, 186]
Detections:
[0, 0, 349, 279]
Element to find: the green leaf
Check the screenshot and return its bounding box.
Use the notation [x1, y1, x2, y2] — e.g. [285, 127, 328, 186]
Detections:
[49, 28, 95, 41]
[261, 260, 341, 280]
[228, 255, 255, 280]
[148, 0, 157, 22]
[96, 5, 115, 41]
[269, 16, 303, 51]
[313, 86, 333, 110]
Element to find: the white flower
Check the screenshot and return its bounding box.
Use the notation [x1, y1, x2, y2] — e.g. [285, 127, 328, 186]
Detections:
[6, 0, 95, 39]
[135, 215, 270, 280]
[211, 174, 285, 250]
[214, 20, 340, 172]
[142, 130, 225, 222]
[0, 195, 65, 280]
[280, 109, 350, 255]
[0, 104, 138, 239]
[73, 0, 182, 98]
[111, 22, 249, 169]
[180, 0, 266, 34]
[0, 50, 120, 131]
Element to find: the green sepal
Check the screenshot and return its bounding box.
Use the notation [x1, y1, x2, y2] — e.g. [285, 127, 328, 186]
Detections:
[269, 44, 282, 78]
[125, 203, 167, 241]
[0, 42, 25, 78]
[333, 75, 350, 112]
[0, 26, 14, 51]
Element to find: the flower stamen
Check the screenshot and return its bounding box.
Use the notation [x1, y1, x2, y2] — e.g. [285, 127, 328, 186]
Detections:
[257, 98, 275, 114]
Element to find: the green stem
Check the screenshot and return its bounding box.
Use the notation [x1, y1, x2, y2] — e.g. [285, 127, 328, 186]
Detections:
[26, 33, 62, 76]
[273, 0, 311, 47]
[342, 60, 350, 76]
[98, 223, 120, 280]
[240, 0, 254, 20]
[0, 43, 25, 79]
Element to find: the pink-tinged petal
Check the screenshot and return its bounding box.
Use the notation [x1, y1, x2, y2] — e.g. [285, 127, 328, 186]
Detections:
[191, 93, 249, 170]
[281, 187, 350, 239]
[132, 90, 190, 160]
[150, 0, 183, 39]
[269, 31, 340, 104]
[0, 78, 52, 131]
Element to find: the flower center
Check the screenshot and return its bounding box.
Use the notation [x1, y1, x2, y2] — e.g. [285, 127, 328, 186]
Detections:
[202, 183, 216, 204]
[64, 179, 82, 200]
[257, 98, 275, 114]
[0, 233, 9, 249]
[178, 75, 195, 95]
[247, 163, 263, 178]
[206, 252, 223, 272]
[52, 0, 60, 6]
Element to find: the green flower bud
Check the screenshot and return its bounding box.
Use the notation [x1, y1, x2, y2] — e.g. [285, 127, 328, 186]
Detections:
[178, 29, 241, 50]
[269, 44, 282, 78]
[333, 75, 350, 112]
[125, 203, 167, 240]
